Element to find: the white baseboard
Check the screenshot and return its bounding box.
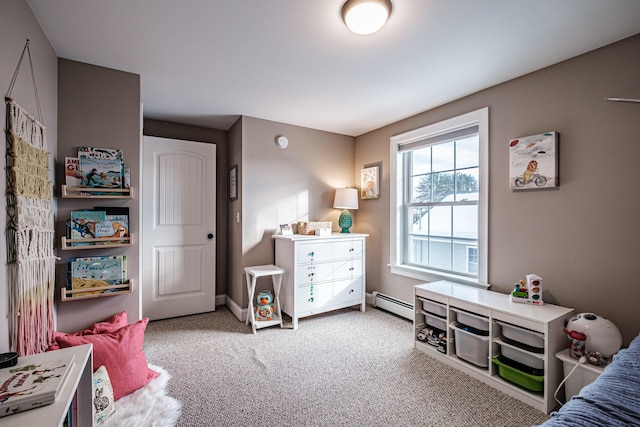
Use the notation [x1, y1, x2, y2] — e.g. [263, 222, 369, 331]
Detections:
[222, 295, 246, 322]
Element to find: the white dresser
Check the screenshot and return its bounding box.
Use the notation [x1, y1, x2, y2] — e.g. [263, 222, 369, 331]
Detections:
[274, 233, 367, 329]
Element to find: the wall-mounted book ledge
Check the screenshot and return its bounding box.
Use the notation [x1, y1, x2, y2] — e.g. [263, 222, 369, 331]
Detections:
[61, 281, 132, 302]
[61, 236, 132, 250]
[61, 185, 132, 199]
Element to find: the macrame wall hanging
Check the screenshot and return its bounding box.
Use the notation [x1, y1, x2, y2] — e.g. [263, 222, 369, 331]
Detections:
[5, 39, 55, 356]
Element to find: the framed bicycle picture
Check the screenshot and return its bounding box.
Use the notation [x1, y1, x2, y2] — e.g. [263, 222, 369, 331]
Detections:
[509, 131, 558, 190]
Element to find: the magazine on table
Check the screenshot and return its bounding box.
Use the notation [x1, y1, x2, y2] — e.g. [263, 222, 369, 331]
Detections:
[0, 354, 75, 418]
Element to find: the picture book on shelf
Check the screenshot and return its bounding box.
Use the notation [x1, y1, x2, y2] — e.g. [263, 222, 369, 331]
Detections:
[95, 207, 129, 241]
[69, 210, 106, 246]
[64, 157, 82, 187]
[77, 146, 123, 160]
[0, 354, 75, 418]
[67, 255, 127, 297]
[78, 156, 123, 188]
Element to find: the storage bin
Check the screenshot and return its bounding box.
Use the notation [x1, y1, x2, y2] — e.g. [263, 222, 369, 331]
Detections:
[496, 321, 544, 350]
[556, 349, 604, 400]
[424, 312, 447, 331]
[452, 308, 489, 332]
[496, 337, 544, 370]
[451, 322, 490, 368]
[419, 298, 447, 317]
[492, 356, 544, 392]
[417, 325, 447, 353]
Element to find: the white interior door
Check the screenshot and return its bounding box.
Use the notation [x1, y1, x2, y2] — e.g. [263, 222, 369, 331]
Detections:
[142, 136, 216, 320]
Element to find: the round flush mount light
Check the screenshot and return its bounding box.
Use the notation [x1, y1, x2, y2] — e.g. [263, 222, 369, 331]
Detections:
[341, 0, 392, 35]
[275, 135, 289, 149]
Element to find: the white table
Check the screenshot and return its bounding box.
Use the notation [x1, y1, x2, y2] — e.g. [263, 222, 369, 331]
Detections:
[245, 264, 284, 333]
[0, 344, 93, 427]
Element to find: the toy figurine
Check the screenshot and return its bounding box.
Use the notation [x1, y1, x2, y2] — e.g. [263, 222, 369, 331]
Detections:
[255, 291, 275, 321]
[509, 274, 544, 305]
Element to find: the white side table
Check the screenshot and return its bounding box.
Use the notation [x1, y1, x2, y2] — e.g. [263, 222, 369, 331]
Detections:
[245, 264, 284, 334]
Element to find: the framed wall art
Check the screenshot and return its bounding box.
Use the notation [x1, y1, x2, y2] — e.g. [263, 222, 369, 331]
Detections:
[509, 131, 558, 190]
[361, 165, 380, 200]
[229, 164, 238, 200]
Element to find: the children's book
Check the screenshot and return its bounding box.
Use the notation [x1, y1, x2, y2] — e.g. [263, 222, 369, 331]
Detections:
[68, 255, 127, 297]
[70, 210, 106, 245]
[78, 156, 123, 188]
[95, 207, 129, 242]
[76, 147, 123, 160]
[64, 157, 82, 187]
[0, 354, 75, 418]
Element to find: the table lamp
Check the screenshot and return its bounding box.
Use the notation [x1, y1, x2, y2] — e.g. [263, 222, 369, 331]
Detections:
[333, 188, 359, 233]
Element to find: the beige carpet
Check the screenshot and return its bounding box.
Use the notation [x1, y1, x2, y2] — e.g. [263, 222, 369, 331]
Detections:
[143, 305, 549, 427]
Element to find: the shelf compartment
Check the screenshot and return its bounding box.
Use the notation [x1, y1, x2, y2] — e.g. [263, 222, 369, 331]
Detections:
[61, 236, 131, 250]
[61, 282, 132, 301]
[61, 185, 132, 199]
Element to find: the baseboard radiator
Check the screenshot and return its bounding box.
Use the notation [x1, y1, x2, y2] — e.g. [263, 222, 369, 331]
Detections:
[372, 291, 414, 321]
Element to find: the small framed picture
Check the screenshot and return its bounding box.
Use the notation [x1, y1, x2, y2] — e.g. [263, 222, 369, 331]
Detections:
[361, 165, 380, 200]
[229, 165, 238, 200]
[280, 224, 293, 235]
[509, 131, 558, 190]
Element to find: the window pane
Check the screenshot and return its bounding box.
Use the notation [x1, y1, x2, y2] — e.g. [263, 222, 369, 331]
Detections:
[408, 235, 428, 265]
[429, 205, 452, 238]
[410, 207, 429, 234]
[431, 141, 454, 172]
[432, 172, 455, 202]
[412, 147, 431, 175]
[456, 135, 479, 169]
[455, 167, 478, 200]
[411, 175, 431, 203]
[452, 205, 477, 239]
[430, 238, 452, 271]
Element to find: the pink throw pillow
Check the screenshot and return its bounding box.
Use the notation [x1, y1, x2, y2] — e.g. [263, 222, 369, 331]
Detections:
[55, 318, 159, 400]
[48, 311, 128, 351]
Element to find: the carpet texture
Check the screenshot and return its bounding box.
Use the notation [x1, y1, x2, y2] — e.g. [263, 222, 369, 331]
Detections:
[102, 364, 181, 427]
[143, 306, 550, 426]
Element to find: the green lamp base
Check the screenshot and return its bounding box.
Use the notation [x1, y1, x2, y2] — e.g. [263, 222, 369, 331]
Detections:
[338, 209, 353, 233]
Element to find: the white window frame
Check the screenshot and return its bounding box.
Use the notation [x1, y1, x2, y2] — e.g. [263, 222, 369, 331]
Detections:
[389, 107, 489, 287]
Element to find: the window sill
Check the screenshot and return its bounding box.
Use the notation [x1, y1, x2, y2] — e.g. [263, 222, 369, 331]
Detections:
[389, 264, 490, 289]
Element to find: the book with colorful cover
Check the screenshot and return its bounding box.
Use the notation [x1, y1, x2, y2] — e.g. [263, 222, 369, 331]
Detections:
[78, 156, 123, 188]
[69, 210, 106, 245]
[95, 207, 129, 243]
[65, 157, 82, 187]
[67, 255, 127, 296]
[0, 354, 75, 418]
[76, 147, 123, 160]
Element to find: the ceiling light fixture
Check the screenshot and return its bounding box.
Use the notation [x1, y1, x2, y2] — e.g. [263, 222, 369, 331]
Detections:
[341, 0, 392, 35]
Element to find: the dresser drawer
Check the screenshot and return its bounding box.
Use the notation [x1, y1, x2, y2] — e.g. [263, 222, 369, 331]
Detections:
[297, 239, 363, 263]
[296, 277, 363, 313]
[295, 259, 363, 285]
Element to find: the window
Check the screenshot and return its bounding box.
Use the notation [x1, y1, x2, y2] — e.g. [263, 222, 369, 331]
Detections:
[390, 108, 488, 286]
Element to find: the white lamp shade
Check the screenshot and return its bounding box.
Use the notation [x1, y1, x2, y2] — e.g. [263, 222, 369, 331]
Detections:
[333, 188, 359, 210]
[341, 0, 392, 35]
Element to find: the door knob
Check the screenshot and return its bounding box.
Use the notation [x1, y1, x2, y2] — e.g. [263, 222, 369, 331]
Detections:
[207, 233, 214, 239]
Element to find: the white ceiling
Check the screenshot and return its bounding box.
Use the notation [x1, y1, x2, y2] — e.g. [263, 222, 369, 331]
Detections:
[26, 0, 640, 137]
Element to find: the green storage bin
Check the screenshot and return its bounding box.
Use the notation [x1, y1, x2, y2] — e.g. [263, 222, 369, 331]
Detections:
[492, 356, 544, 392]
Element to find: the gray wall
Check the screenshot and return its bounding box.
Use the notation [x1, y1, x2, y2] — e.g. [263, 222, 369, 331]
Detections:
[0, 0, 58, 352]
[56, 59, 141, 332]
[229, 116, 356, 309]
[143, 119, 229, 298]
[355, 34, 640, 345]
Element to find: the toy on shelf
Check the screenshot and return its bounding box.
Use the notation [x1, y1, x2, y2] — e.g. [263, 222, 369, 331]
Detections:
[255, 291, 275, 321]
[564, 312, 622, 364]
[509, 273, 544, 305]
[562, 328, 587, 359]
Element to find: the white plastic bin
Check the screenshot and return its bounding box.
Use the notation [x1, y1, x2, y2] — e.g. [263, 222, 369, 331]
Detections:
[451, 322, 490, 368]
[452, 308, 489, 332]
[419, 298, 447, 317]
[496, 337, 544, 370]
[424, 312, 447, 331]
[556, 349, 604, 401]
[496, 321, 544, 349]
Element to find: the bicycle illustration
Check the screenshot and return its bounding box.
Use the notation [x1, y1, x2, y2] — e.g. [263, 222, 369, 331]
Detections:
[514, 172, 547, 188]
